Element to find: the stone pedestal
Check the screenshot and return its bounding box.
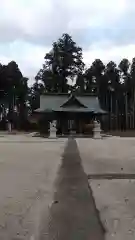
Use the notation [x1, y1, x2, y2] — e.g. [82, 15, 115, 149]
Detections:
[49, 121, 57, 139]
[93, 120, 101, 139]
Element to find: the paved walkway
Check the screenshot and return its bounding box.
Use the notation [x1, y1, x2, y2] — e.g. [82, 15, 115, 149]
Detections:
[40, 139, 105, 240]
[77, 138, 135, 240]
[0, 139, 66, 240]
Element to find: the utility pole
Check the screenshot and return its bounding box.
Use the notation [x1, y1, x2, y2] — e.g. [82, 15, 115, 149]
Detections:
[116, 99, 118, 130]
[125, 92, 128, 130]
[109, 87, 114, 131]
[110, 92, 112, 130]
[133, 88, 135, 129]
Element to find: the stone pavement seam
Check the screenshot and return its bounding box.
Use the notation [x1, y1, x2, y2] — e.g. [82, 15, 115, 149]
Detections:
[88, 173, 135, 179]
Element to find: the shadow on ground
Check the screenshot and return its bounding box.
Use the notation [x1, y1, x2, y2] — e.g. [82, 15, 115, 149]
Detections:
[39, 138, 105, 240]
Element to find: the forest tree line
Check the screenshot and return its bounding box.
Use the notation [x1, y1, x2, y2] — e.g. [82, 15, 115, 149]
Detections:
[0, 33, 135, 130]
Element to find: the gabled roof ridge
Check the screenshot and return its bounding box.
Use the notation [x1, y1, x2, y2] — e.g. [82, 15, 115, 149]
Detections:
[60, 95, 87, 108]
[40, 93, 98, 97]
[60, 94, 73, 106]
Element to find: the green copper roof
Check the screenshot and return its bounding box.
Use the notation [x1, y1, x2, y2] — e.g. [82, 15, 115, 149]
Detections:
[35, 94, 106, 114]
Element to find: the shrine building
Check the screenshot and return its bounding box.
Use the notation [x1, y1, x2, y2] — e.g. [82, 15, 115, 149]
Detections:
[34, 93, 106, 136]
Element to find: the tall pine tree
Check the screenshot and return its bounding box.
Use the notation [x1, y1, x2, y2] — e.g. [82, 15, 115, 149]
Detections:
[35, 33, 84, 93]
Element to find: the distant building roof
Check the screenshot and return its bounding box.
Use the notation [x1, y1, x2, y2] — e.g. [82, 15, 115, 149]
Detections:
[35, 93, 106, 114]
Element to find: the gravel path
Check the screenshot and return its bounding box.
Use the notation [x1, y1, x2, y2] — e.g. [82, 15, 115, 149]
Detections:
[0, 140, 66, 240]
[40, 139, 105, 240]
[77, 138, 135, 239]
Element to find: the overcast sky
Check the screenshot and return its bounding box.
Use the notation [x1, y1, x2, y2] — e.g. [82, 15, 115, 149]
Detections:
[0, 0, 135, 83]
